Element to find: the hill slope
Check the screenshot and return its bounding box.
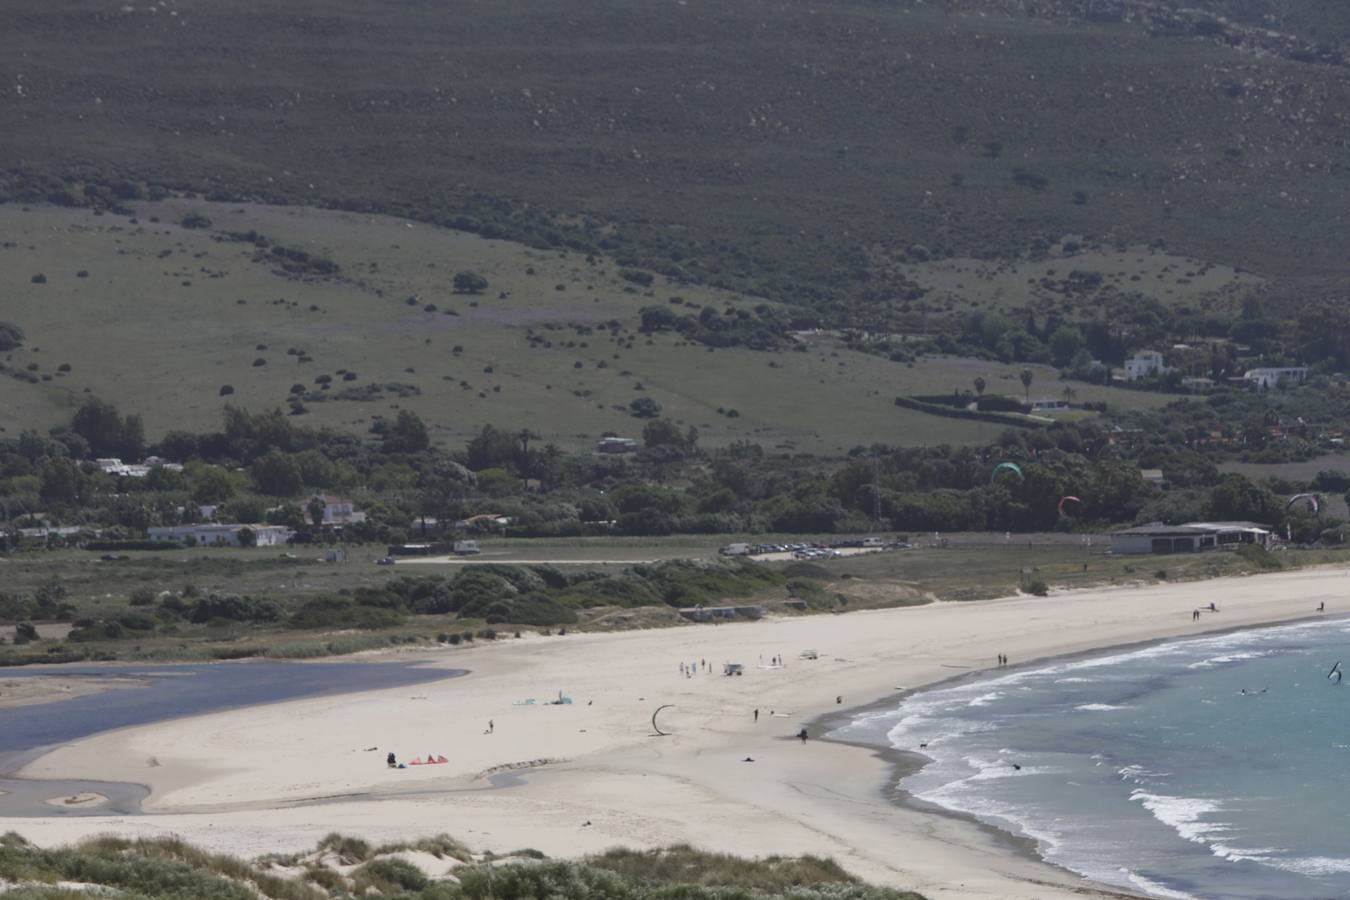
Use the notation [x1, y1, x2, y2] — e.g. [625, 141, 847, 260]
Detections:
[0, 201, 1179, 450]
[4, 0, 1350, 320]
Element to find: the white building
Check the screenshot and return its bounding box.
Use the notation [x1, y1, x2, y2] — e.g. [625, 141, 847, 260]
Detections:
[1120, 350, 1171, 382]
[315, 495, 367, 525]
[1110, 521, 1273, 555]
[148, 524, 294, 547]
[1243, 367, 1309, 389]
[95, 457, 184, 478]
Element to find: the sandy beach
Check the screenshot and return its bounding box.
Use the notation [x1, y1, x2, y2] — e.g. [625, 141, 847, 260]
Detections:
[0, 675, 144, 709]
[9, 566, 1349, 898]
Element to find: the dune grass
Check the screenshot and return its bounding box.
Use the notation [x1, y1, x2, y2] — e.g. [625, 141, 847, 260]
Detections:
[0, 832, 928, 899]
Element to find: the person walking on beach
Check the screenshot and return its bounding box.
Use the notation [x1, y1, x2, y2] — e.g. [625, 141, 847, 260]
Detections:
[1319, 602, 1326, 612]
[754, 708, 759, 722]
[798, 727, 808, 743]
[488, 719, 494, 734]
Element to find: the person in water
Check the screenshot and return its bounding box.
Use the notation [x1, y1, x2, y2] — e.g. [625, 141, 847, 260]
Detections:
[386, 752, 397, 768]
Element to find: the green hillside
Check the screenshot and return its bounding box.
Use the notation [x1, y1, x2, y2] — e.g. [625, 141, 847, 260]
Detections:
[0, 202, 1181, 449]
[4, 0, 1350, 322]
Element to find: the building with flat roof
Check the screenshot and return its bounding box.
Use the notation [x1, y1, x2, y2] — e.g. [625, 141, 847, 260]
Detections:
[1110, 521, 1273, 555]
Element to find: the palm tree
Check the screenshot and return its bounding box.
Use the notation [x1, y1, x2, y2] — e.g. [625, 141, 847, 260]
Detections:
[1020, 368, 1034, 404]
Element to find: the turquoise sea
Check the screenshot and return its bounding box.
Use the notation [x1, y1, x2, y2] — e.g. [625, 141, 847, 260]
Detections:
[830, 619, 1350, 899]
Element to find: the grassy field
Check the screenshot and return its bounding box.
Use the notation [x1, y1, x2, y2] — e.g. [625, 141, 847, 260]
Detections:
[3, 0, 1349, 320]
[0, 202, 1177, 452]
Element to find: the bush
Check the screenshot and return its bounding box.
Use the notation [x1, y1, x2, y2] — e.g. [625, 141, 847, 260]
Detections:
[1236, 543, 1284, 571]
[189, 593, 284, 624]
[13, 622, 38, 644]
[180, 212, 212, 229]
[453, 270, 489, 294]
[128, 588, 156, 606]
[1024, 577, 1049, 596]
[355, 857, 428, 892]
[0, 322, 24, 351]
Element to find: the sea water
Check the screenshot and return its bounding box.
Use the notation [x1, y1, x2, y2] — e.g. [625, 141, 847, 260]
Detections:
[830, 619, 1350, 899]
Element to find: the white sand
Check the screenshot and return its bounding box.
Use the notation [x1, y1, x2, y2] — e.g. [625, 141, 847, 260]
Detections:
[10, 566, 1349, 898]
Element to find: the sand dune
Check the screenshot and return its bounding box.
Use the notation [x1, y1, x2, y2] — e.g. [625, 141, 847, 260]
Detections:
[11, 567, 1348, 898]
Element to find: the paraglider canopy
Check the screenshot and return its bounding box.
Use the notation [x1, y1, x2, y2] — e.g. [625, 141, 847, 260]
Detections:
[1287, 493, 1321, 514]
[991, 462, 1024, 484]
[1057, 495, 1082, 516]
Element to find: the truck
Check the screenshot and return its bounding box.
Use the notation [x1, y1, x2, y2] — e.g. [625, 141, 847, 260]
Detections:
[453, 540, 481, 556]
[719, 543, 750, 557]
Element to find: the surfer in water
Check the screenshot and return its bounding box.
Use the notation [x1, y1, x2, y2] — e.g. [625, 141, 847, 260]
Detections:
[1329, 661, 1343, 685]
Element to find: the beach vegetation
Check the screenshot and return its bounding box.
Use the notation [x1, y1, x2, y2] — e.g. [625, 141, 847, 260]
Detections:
[355, 856, 430, 892]
[0, 832, 929, 899]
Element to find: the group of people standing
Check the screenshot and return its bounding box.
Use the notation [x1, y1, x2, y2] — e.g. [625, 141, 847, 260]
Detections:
[995, 653, 1009, 667]
[679, 659, 709, 677]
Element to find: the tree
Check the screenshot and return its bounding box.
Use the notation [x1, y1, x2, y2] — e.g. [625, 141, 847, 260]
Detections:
[973, 376, 986, 397]
[39, 458, 90, 506]
[71, 398, 145, 459]
[453, 271, 489, 294]
[307, 496, 327, 527]
[467, 425, 518, 471]
[629, 397, 663, 418]
[1020, 368, 1034, 404]
[251, 450, 304, 496]
[1049, 326, 1085, 367]
[384, 410, 430, 453]
[191, 466, 238, 504]
[642, 418, 685, 449]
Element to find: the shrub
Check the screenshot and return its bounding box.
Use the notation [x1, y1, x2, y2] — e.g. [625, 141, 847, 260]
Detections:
[453, 271, 489, 294]
[30, 273, 46, 284]
[0, 322, 24, 351]
[180, 213, 212, 229]
[219, 385, 235, 396]
[13, 622, 38, 644]
[354, 857, 428, 892]
[1025, 577, 1049, 596]
[316, 832, 372, 864]
[189, 593, 284, 624]
[128, 588, 156, 606]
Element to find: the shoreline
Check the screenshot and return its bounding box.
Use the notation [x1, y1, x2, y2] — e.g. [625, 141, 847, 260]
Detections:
[5, 568, 1349, 898]
[814, 611, 1344, 898]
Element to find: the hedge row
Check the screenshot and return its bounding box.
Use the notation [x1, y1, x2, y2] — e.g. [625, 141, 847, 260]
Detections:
[894, 396, 1044, 429]
[84, 540, 185, 552]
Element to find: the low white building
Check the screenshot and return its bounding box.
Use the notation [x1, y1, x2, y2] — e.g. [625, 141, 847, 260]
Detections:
[1121, 350, 1172, 382]
[148, 524, 294, 547]
[1243, 367, 1308, 389]
[1110, 521, 1273, 555]
[315, 495, 367, 525]
[95, 457, 184, 478]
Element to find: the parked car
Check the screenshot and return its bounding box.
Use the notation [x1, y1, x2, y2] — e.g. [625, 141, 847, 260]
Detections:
[375, 556, 396, 566]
